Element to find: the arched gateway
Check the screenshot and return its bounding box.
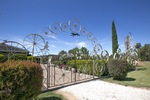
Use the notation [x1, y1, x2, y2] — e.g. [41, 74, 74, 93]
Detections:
[36, 18, 109, 91]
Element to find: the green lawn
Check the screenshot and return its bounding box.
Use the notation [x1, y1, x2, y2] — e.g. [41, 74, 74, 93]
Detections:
[37, 91, 66, 100]
[102, 61, 150, 88]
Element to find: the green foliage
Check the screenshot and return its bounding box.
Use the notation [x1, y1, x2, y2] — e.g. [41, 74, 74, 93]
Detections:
[135, 43, 142, 49]
[112, 20, 118, 55]
[27, 56, 36, 62]
[0, 53, 27, 62]
[0, 61, 43, 100]
[102, 62, 150, 88]
[12, 54, 27, 60]
[0, 54, 5, 62]
[80, 47, 89, 59]
[107, 59, 129, 80]
[138, 44, 150, 61]
[58, 50, 67, 56]
[38, 92, 66, 100]
[67, 60, 106, 76]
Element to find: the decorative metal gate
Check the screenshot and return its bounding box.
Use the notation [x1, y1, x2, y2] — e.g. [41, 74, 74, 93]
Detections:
[38, 18, 109, 91]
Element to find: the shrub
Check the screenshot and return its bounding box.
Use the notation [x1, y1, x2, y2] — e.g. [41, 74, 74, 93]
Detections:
[67, 60, 106, 76]
[0, 53, 27, 62]
[27, 56, 36, 62]
[0, 54, 6, 62]
[0, 60, 43, 100]
[101, 63, 109, 76]
[107, 59, 129, 80]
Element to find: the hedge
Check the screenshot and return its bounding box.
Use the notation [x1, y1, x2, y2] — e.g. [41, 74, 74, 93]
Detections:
[0, 60, 43, 100]
[67, 60, 106, 76]
[0, 53, 27, 63]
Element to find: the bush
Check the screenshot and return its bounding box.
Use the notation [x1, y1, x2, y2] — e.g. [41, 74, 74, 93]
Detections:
[0, 53, 27, 62]
[0, 60, 43, 100]
[107, 59, 129, 80]
[0, 54, 6, 62]
[101, 63, 109, 76]
[27, 56, 36, 62]
[67, 60, 106, 76]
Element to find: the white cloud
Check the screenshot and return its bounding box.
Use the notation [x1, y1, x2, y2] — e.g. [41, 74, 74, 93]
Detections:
[47, 34, 57, 39]
[76, 42, 87, 48]
[50, 44, 56, 48]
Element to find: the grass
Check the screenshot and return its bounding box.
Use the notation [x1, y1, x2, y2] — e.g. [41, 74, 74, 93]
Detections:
[37, 91, 66, 100]
[102, 61, 150, 88]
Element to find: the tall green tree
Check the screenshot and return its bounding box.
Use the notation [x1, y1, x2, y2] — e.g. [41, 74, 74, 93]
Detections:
[138, 44, 150, 61]
[112, 20, 119, 55]
[80, 46, 89, 59]
[135, 43, 142, 49]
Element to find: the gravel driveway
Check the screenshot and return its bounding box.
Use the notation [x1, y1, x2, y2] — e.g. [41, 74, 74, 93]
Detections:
[57, 80, 150, 100]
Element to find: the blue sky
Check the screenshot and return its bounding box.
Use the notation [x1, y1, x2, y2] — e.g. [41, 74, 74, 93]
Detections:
[0, 0, 150, 55]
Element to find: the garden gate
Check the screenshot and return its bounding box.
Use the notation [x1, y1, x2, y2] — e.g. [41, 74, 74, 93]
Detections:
[38, 18, 109, 91]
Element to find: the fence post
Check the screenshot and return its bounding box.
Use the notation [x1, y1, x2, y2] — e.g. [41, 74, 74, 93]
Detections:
[47, 56, 52, 89]
[92, 60, 94, 78]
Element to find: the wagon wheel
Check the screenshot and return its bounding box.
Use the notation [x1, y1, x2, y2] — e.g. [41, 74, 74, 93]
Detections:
[23, 34, 45, 57]
[0, 40, 27, 62]
[69, 18, 81, 32]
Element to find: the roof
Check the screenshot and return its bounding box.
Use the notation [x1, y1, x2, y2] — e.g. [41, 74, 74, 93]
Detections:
[0, 42, 29, 53]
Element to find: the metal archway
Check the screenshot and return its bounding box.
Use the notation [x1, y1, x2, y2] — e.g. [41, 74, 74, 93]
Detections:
[39, 18, 109, 90]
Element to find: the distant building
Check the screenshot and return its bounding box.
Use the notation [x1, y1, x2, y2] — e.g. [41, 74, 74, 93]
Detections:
[0, 42, 29, 62]
[0, 42, 29, 54]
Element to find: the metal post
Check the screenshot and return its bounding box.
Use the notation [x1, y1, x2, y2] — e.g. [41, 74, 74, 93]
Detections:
[92, 59, 94, 79]
[47, 61, 50, 89]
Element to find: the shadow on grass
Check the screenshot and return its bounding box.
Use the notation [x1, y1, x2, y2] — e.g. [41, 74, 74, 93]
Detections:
[39, 96, 63, 100]
[136, 68, 147, 71]
[120, 77, 136, 81]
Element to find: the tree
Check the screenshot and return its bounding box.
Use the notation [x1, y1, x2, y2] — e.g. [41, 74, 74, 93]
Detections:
[138, 44, 150, 61]
[58, 50, 67, 56]
[112, 20, 119, 55]
[80, 46, 89, 59]
[58, 50, 67, 64]
[135, 43, 142, 49]
[68, 47, 79, 55]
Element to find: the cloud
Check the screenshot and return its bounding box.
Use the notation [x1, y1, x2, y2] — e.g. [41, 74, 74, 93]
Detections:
[76, 42, 87, 48]
[47, 34, 56, 39]
[50, 44, 56, 48]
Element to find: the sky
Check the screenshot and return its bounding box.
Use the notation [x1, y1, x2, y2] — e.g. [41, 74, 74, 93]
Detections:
[0, 0, 150, 55]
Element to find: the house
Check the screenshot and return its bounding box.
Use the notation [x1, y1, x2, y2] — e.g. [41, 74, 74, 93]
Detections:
[0, 42, 29, 62]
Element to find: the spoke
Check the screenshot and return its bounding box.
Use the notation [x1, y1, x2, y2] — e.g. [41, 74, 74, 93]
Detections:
[27, 36, 34, 42]
[36, 37, 42, 43]
[36, 42, 45, 47]
[27, 45, 33, 50]
[24, 40, 33, 44]
[12, 43, 19, 51]
[24, 43, 32, 46]
[36, 45, 43, 50]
